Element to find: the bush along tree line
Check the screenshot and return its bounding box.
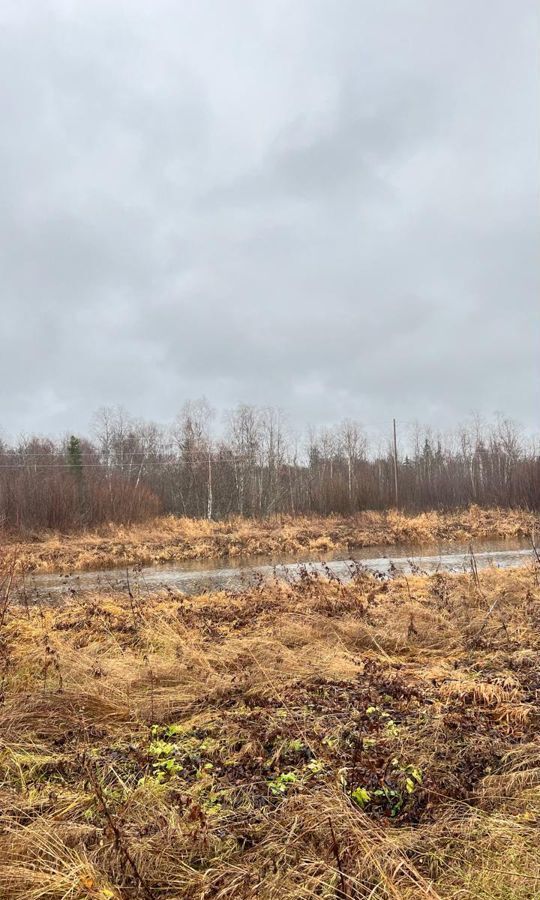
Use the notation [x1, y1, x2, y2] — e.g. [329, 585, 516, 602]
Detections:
[1, 402, 539, 531]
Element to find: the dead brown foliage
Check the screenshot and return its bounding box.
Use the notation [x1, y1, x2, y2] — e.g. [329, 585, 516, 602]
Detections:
[4, 505, 538, 574]
[1, 554, 539, 898]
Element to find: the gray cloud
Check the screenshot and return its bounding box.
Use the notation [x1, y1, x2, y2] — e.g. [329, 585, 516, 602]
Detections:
[0, 0, 537, 439]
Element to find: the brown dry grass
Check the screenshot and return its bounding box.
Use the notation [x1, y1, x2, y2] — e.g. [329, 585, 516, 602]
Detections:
[4, 505, 538, 573]
[1, 551, 540, 898]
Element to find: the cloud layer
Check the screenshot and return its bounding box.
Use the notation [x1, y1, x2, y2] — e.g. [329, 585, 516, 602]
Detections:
[1, 0, 537, 438]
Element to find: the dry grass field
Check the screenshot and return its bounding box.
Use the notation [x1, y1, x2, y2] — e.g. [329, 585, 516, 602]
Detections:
[1, 550, 539, 898]
[5, 506, 539, 573]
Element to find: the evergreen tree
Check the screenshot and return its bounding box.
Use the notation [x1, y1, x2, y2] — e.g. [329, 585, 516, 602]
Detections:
[67, 435, 83, 476]
[67, 435, 85, 521]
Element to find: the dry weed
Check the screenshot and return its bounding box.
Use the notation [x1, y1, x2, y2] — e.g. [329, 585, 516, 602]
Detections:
[0, 553, 539, 898]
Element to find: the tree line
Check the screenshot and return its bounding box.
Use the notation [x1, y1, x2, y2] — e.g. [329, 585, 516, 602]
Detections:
[1, 402, 538, 531]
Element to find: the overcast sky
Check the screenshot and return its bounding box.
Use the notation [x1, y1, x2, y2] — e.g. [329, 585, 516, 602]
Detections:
[1, 0, 538, 441]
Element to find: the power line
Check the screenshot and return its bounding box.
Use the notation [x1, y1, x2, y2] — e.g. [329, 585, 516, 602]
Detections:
[0, 456, 279, 469]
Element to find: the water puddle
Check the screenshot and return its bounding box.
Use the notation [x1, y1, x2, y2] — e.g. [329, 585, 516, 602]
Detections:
[17, 537, 535, 602]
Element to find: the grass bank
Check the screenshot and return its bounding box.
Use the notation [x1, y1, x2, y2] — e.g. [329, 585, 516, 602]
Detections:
[4, 505, 539, 573]
[1, 559, 539, 897]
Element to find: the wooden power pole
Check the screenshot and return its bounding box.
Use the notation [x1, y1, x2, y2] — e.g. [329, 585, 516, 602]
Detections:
[393, 418, 399, 508]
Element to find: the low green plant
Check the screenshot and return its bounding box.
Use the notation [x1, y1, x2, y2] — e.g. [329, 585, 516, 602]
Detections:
[351, 786, 371, 808]
[147, 739, 183, 782]
[306, 758, 325, 775]
[286, 739, 305, 753]
[350, 761, 423, 816]
[365, 705, 400, 736]
[268, 771, 298, 796]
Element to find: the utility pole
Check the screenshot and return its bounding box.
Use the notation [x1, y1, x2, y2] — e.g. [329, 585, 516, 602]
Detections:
[207, 450, 213, 520]
[393, 418, 399, 508]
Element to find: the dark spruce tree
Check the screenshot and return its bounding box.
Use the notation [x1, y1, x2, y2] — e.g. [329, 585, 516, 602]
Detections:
[67, 435, 85, 522]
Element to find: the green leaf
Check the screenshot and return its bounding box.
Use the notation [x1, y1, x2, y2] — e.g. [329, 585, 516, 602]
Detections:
[351, 787, 371, 808]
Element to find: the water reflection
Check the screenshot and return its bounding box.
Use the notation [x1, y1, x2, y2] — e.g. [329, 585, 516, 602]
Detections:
[18, 537, 534, 603]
